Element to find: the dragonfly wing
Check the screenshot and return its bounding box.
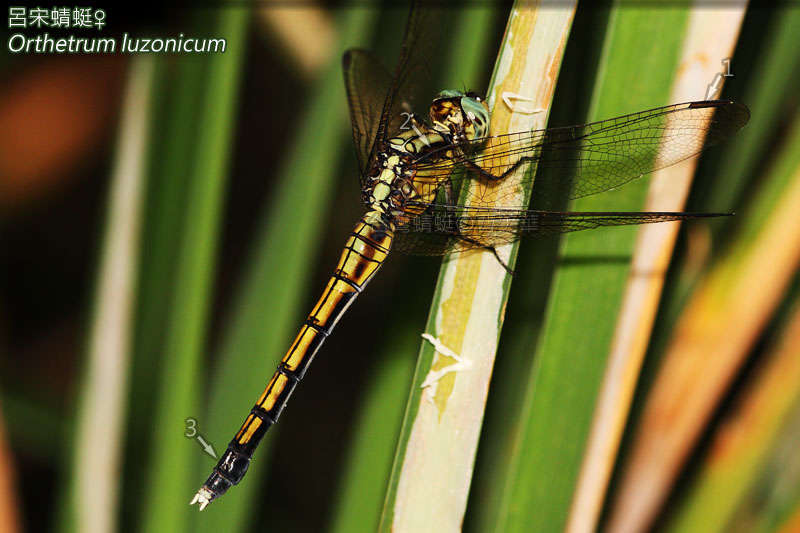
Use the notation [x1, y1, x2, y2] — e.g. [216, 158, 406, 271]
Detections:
[393, 231, 458, 256]
[372, 0, 446, 147]
[394, 203, 728, 255]
[411, 100, 750, 209]
[343, 49, 393, 179]
[343, 0, 451, 188]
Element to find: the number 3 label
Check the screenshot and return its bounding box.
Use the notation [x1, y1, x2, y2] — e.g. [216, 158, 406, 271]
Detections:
[185, 417, 198, 438]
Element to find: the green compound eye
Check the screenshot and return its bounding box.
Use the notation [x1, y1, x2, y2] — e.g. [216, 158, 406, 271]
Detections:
[460, 95, 489, 138]
[435, 89, 464, 100]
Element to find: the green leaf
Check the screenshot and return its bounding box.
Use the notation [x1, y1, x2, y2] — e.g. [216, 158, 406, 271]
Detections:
[139, 9, 249, 533]
[482, 5, 691, 532]
[121, 52, 209, 528]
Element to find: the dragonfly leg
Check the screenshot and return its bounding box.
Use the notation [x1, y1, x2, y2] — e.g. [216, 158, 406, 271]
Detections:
[488, 246, 515, 276]
[441, 179, 455, 206]
[457, 235, 516, 276]
[462, 155, 537, 183]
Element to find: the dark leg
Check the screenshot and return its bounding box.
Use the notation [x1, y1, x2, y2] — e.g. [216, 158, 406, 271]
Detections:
[463, 155, 538, 183]
[456, 235, 516, 276]
[487, 246, 515, 276]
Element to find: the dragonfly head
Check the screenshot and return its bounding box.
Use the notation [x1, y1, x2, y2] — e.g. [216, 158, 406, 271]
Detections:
[430, 90, 490, 142]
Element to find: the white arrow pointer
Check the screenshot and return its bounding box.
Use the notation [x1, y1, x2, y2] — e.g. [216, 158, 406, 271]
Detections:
[501, 92, 544, 114]
[411, 122, 431, 146]
[196, 435, 218, 459]
[705, 72, 723, 100]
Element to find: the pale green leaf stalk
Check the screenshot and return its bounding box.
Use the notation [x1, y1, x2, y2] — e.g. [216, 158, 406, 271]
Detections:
[380, 3, 577, 531]
[329, 7, 497, 532]
[61, 55, 155, 533]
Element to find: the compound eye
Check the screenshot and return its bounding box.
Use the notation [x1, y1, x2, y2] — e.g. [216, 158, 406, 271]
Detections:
[436, 89, 463, 101]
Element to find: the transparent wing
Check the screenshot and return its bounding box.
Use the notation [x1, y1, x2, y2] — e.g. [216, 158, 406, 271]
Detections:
[410, 100, 750, 209]
[372, 0, 445, 152]
[342, 0, 448, 183]
[342, 49, 393, 178]
[393, 203, 728, 255]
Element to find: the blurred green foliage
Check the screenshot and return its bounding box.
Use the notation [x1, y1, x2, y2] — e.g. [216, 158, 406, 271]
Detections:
[2, 3, 799, 533]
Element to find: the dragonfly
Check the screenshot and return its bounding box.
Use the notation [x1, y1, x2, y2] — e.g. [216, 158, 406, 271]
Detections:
[191, 3, 749, 510]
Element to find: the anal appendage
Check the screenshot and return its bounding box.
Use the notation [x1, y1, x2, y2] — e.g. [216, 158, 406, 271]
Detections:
[190, 486, 214, 511]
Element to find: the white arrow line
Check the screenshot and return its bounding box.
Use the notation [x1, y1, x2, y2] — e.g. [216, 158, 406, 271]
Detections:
[420, 333, 472, 401]
[705, 72, 723, 100]
[196, 435, 218, 459]
[502, 91, 544, 114]
[411, 122, 431, 147]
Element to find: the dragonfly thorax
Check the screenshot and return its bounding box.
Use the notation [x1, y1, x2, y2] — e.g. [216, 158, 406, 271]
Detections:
[362, 93, 490, 222]
[363, 152, 418, 215]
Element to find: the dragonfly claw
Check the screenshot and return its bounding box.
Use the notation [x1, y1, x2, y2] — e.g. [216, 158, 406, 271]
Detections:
[190, 487, 214, 511]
